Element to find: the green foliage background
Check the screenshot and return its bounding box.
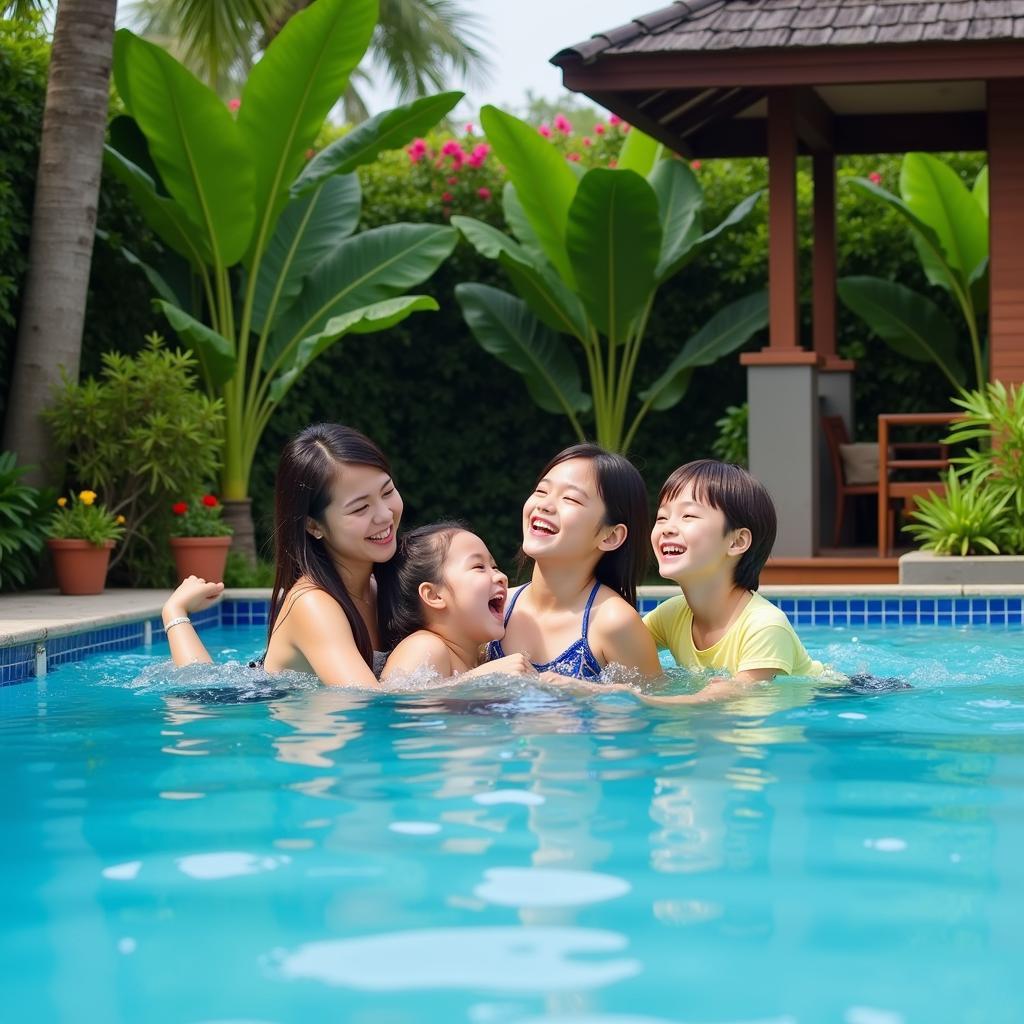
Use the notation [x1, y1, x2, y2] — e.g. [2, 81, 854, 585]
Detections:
[0, 21, 985, 575]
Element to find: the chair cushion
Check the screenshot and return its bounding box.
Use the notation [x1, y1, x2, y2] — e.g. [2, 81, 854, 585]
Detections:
[839, 442, 878, 485]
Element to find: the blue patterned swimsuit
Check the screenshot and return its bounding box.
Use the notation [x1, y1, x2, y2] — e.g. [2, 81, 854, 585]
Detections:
[486, 581, 603, 680]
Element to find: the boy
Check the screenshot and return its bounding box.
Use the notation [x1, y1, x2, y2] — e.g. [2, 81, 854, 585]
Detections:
[643, 459, 823, 703]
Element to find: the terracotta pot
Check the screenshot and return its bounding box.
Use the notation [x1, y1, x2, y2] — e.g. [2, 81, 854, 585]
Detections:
[169, 536, 232, 583]
[47, 539, 114, 596]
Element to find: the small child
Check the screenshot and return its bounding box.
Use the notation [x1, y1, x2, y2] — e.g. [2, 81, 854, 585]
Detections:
[644, 459, 823, 701]
[378, 522, 534, 681]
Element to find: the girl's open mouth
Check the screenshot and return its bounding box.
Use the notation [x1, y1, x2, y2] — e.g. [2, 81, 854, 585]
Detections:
[488, 592, 506, 618]
[659, 542, 686, 557]
[529, 516, 558, 536]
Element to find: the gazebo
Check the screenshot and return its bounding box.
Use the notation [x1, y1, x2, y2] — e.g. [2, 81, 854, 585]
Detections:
[552, 0, 1024, 583]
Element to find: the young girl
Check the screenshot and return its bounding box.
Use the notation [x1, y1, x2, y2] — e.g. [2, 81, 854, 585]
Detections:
[487, 443, 663, 680]
[164, 423, 404, 686]
[377, 522, 533, 681]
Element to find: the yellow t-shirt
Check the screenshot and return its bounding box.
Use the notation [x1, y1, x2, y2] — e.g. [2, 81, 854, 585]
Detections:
[643, 591, 824, 677]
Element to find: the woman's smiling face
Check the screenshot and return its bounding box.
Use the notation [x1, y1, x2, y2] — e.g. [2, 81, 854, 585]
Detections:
[310, 462, 403, 564]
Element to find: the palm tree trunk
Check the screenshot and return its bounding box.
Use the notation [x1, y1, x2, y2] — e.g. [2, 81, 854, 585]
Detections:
[2, 0, 117, 484]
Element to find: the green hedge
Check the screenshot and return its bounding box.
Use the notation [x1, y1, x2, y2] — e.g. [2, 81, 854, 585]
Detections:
[0, 19, 163, 428]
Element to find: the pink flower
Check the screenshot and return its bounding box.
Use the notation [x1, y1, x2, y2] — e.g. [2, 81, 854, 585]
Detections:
[407, 138, 428, 163]
[477, 186, 492, 200]
[567, 152, 581, 162]
[582, 136, 592, 147]
[538, 123, 551, 138]
[608, 114, 621, 126]
[594, 122, 606, 135]
[622, 123, 631, 133]
[869, 171, 882, 185]
[441, 140, 462, 156]
[608, 158, 618, 168]
[227, 98, 241, 112]
[441, 191, 453, 203]
[554, 113, 572, 134]
[691, 159, 702, 171]
[465, 122, 475, 134]
[447, 175, 459, 185]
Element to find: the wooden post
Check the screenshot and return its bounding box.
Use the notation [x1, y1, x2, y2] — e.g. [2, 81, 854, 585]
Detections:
[988, 79, 1024, 386]
[767, 88, 800, 351]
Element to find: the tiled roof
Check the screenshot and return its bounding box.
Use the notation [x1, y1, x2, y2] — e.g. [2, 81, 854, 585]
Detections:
[555, 0, 1024, 62]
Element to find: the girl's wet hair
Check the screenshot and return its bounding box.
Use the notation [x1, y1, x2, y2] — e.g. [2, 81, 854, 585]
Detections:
[530, 443, 649, 606]
[377, 520, 468, 652]
[268, 423, 392, 667]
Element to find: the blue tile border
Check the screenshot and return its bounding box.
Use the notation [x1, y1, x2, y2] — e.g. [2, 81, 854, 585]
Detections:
[0, 595, 1020, 687]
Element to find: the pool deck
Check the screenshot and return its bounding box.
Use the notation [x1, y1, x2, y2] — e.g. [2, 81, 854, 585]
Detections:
[3, 583, 1024, 649]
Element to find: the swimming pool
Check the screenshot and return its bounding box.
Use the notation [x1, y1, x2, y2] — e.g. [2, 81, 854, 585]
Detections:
[2, 621, 1023, 1023]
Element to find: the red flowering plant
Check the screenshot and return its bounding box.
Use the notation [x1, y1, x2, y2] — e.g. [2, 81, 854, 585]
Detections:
[169, 494, 233, 538]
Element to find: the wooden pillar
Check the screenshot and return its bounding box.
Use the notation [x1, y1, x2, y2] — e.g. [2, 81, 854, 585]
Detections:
[767, 88, 800, 350]
[988, 79, 1024, 386]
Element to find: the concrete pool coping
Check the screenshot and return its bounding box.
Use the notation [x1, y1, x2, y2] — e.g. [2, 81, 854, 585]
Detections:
[3, 583, 1024, 649]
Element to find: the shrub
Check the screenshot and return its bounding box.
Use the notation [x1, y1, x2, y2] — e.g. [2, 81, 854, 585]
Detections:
[0, 450, 47, 590]
[43, 335, 225, 584]
[711, 403, 748, 467]
[45, 490, 125, 545]
[169, 494, 232, 538]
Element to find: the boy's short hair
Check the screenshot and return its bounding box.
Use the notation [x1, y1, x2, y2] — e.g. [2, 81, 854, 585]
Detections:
[658, 459, 777, 591]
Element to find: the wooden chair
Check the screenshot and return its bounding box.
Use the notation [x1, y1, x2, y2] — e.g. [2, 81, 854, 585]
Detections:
[822, 415, 879, 547]
[877, 412, 959, 556]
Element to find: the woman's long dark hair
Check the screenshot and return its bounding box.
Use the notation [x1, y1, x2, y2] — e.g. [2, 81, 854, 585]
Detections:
[376, 521, 466, 652]
[529, 443, 649, 607]
[267, 423, 392, 667]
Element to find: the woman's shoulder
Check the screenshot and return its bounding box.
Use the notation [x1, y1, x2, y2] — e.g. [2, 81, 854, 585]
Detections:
[281, 580, 354, 632]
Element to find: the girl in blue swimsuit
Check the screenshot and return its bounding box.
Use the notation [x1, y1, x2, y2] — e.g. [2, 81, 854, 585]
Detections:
[487, 443, 662, 682]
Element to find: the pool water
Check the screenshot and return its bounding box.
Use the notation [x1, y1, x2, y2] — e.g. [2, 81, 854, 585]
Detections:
[2, 624, 1023, 1024]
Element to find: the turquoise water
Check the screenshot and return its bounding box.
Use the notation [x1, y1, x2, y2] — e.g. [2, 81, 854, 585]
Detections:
[2, 624, 1023, 1024]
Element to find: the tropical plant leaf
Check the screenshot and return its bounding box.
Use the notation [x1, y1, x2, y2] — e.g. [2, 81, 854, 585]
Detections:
[236, 0, 377, 265]
[900, 152, 988, 282]
[114, 30, 254, 268]
[267, 222, 456, 367]
[640, 291, 769, 411]
[973, 165, 989, 216]
[108, 114, 166, 194]
[616, 126, 661, 177]
[566, 168, 662, 342]
[114, 243, 185, 308]
[659, 190, 762, 283]
[250, 174, 362, 334]
[268, 295, 438, 403]
[451, 216, 588, 339]
[649, 158, 704, 280]
[291, 90, 463, 197]
[102, 146, 211, 266]
[479, 105, 578, 285]
[155, 301, 237, 386]
[837, 276, 965, 388]
[455, 283, 591, 417]
[502, 183, 546, 263]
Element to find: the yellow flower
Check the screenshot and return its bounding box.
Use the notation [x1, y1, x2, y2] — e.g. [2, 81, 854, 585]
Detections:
[79, 490, 97, 506]
[116, 515, 126, 525]
[57, 496, 67, 507]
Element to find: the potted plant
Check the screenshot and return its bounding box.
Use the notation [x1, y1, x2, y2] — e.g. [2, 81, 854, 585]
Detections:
[168, 494, 233, 583]
[45, 490, 125, 595]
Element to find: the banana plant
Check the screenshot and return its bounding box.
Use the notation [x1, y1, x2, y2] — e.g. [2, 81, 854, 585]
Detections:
[103, 0, 460, 535]
[838, 153, 989, 392]
[452, 106, 766, 453]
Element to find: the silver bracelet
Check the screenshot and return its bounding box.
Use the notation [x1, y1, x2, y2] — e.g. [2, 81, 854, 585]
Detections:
[164, 616, 191, 631]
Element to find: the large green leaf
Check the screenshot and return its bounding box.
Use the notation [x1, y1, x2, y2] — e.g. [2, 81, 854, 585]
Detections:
[837, 276, 965, 388]
[566, 169, 661, 342]
[108, 115, 166, 194]
[102, 146, 211, 266]
[658, 190, 761, 283]
[616, 127, 661, 177]
[450, 215, 588, 340]
[156, 301, 237, 386]
[269, 296, 438, 403]
[901, 152, 988, 282]
[973, 165, 989, 216]
[268, 223, 457, 367]
[292, 91, 463, 197]
[649, 158, 704, 282]
[479, 105, 578, 285]
[237, 0, 377, 266]
[502, 183, 546, 264]
[114, 30, 254, 268]
[640, 291, 769, 411]
[455, 283, 591, 416]
[251, 174, 362, 334]
[113, 243, 183, 308]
